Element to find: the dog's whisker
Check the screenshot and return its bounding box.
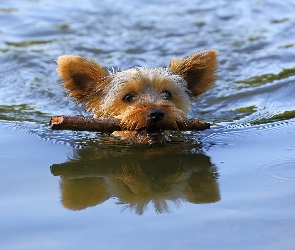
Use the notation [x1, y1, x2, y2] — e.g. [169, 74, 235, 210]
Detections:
[56, 50, 217, 143]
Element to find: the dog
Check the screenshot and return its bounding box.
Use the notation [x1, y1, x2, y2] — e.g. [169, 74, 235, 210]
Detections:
[56, 50, 217, 143]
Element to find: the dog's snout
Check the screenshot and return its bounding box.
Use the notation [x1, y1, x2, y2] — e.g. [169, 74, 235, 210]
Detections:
[147, 109, 165, 122]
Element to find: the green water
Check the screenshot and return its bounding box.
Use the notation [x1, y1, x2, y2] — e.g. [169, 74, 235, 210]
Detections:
[1, 0, 295, 249]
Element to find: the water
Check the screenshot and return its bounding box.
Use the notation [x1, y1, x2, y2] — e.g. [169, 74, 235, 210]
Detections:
[1, 0, 295, 249]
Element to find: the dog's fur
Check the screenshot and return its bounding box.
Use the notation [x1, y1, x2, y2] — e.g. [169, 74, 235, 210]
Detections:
[57, 50, 217, 143]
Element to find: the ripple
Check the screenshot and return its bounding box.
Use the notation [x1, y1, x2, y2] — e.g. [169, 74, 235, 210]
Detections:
[252, 158, 295, 185]
[228, 119, 295, 136]
[201, 119, 295, 151]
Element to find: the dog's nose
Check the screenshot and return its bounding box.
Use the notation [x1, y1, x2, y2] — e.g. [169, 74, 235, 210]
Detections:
[147, 109, 165, 122]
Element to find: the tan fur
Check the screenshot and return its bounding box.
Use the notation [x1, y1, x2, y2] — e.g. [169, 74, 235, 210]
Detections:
[169, 50, 218, 96]
[56, 50, 218, 143]
[56, 55, 113, 112]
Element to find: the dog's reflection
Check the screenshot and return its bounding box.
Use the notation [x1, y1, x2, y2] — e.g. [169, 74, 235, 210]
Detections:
[51, 147, 220, 215]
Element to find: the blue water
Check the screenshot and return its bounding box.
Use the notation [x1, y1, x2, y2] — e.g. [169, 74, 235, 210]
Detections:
[1, 0, 295, 249]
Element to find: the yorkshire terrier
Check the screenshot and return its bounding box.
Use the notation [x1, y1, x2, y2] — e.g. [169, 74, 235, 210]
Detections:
[56, 50, 217, 143]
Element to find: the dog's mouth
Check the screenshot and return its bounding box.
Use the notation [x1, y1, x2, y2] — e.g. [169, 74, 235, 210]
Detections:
[136, 127, 163, 135]
[131, 119, 181, 135]
[135, 119, 170, 134]
[136, 127, 163, 134]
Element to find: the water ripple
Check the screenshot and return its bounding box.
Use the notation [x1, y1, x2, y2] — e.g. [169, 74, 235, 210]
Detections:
[251, 158, 295, 185]
[201, 119, 295, 150]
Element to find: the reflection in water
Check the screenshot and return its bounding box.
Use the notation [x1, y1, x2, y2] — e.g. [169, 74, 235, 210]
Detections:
[51, 147, 220, 215]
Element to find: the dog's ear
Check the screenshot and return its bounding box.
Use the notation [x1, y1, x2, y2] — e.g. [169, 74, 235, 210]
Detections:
[56, 55, 110, 106]
[169, 50, 218, 96]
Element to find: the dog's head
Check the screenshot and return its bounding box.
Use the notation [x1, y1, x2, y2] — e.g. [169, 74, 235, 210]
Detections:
[57, 50, 217, 131]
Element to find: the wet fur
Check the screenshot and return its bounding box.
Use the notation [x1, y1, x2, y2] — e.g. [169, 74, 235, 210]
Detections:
[57, 50, 217, 143]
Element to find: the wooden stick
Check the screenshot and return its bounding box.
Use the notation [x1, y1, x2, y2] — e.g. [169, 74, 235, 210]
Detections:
[49, 115, 210, 132]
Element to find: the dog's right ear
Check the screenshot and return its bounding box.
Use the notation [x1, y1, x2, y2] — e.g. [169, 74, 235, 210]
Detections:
[56, 55, 110, 106]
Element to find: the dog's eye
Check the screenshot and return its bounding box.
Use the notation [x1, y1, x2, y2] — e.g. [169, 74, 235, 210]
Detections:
[161, 90, 172, 100]
[123, 92, 136, 103]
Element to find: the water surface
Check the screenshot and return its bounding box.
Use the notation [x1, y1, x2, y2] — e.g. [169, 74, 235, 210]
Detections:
[1, 0, 295, 249]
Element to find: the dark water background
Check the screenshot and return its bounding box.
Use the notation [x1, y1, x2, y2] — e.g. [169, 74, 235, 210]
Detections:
[1, 0, 295, 249]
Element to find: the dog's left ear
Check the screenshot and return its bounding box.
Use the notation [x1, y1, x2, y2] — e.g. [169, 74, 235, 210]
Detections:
[169, 50, 218, 96]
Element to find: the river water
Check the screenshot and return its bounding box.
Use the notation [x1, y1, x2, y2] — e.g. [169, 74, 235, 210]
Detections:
[0, 0, 295, 249]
